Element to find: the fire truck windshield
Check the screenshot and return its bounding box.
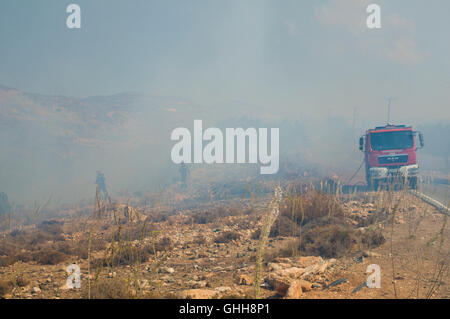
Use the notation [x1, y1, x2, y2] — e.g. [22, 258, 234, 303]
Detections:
[370, 130, 414, 151]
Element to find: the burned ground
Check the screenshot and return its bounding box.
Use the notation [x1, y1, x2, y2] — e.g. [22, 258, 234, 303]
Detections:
[0, 180, 448, 299]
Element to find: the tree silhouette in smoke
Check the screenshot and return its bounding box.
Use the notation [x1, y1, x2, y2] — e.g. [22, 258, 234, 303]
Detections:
[95, 171, 109, 200]
[179, 162, 190, 188]
[0, 192, 10, 216]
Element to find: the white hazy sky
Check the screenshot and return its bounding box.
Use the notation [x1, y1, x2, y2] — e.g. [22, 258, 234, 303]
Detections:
[0, 0, 449, 125]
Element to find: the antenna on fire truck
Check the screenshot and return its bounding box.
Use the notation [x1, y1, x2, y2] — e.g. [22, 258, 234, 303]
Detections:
[385, 97, 397, 125]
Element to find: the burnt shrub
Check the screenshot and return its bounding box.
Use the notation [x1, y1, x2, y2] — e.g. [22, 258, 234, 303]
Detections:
[14, 274, 30, 287]
[38, 220, 64, 235]
[353, 211, 387, 228]
[270, 215, 298, 237]
[262, 238, 299, 263]
[111, 246, 149, 266]
[15, 252, 33, 263]
[146, 210, 168, 223]
[0, 280, 13, 298]
[27, 231, 59, 246]
[152, 236, 173, 253]
[33, 250, 67, 265]
[297, 224, 385, 258]
[75, 238, 107, 259]
[214, 231, 241, 243]
[0, 255, 15, 267]
[82, 277, 131, 299]
[192, 211, 216, 224]
[299, 224, 358, 258]
[251, 229, 260, 240]
[94, 245, 150, 268]
[112, 223, 156, 242]
[0, 240, 16, 256]
[263, 191, 348, 239]
[9, 229, 25, 238]
[279, 191, 345, 228]
[53, 241, 74, 255]
[360, 229, 386, 247]
[193, 235, 207, 245]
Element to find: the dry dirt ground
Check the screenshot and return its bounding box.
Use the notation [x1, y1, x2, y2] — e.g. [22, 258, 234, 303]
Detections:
[0, 189, 448, 299]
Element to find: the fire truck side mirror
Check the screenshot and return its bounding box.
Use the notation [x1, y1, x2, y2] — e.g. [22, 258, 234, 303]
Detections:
[359, 137, 364, 151]
[418, 132, 424, 148]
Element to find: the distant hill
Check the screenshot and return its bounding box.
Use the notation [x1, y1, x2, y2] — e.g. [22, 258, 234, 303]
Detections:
[0, 85, 206, 204]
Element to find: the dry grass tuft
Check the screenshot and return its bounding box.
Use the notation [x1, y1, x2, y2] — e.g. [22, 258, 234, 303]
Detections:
[82, 277, 132, 299]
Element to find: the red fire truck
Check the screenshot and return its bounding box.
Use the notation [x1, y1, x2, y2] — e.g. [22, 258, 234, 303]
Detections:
[359, 124, 424, 190]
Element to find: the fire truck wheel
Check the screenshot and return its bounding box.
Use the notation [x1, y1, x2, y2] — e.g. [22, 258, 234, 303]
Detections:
[409, 177, 418, 190]
[373, 180, 380, 191]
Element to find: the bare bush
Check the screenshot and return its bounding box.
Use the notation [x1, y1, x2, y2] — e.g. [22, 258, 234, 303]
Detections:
[214, 231, 241, 243]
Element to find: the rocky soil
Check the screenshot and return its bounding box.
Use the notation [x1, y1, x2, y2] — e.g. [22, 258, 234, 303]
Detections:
[0, 189, 448, 299]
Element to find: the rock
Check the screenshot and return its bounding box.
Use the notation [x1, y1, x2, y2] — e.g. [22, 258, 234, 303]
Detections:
[109, 205, 147, 223]
[267, 263, 282, 272]
[266, 256, 333, 294]
[266, 273, 291, 295]
[301, 258, 329, 278]
[279, 278, 313, 298]
[296, 279, 313, 292]
[294, 256, 323, 268]
[238, 274, 253, 286]
[316, 261, 329, 274]
[273, 257, 291, 264]
[215, 286, 232, 293]
[123, 205, 146, 222]
[363, 251, 381, 258]
[285, 280, 304, 299]
[164, 267, 175, 274]
[279, 267, 306, 278]
[31, 287, 41, 294]
[188, 280, 208, 288]
[177, 289, 218, 299]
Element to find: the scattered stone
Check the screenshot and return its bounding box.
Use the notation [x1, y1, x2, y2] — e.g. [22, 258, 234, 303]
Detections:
[281, 267, 306, 278]
[281, 279, 313, 298]
[177, 289, 218, 299]
[285, 280, 304, 299]
[164, 267, 175, 274]
[215, 286, 232, 293]
[238, 274, 253, 286]
[266, 273, 291, 295]
[363, 251, 381, 258]
[31, 287, 41, 294]
[294, 256, 323, 268]
[188, 280, 208, 288]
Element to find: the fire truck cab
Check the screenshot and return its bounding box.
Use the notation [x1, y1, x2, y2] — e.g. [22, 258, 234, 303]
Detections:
[359, 124, 424, 190]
